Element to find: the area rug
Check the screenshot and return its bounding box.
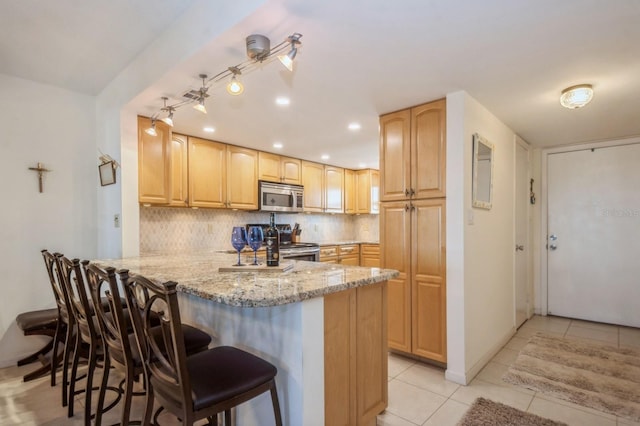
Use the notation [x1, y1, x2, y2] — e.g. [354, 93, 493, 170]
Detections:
[457, 397, 567, 426]
[502, 333, 640, 422]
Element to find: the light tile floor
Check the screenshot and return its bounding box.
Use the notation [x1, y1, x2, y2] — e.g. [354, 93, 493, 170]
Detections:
[1, 315, 639, 425]
[378, 315, 640, 426]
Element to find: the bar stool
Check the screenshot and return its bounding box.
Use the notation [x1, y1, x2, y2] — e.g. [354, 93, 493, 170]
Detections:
[120, 269, 283, 426]
[84, 262, 212, 426]
[15, 308, 59, 382]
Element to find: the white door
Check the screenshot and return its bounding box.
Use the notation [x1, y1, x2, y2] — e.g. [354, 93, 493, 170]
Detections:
[515, 140, 530, 328]
[547, 143, 640, 327]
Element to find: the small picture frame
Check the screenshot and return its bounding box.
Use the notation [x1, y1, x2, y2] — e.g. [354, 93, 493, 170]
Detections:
[99, 161, 116, 186]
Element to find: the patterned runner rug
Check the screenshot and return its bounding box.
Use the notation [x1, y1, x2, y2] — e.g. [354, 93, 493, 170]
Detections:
[457, 397, 567, 426]
[503, 333, 640, 422]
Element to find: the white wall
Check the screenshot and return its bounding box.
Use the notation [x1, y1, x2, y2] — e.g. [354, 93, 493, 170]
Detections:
[446, 91, 517, 384]
[0, 74, 96, 366]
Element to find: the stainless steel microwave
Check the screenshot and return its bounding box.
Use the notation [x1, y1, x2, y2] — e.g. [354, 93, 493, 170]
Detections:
[259, 181, 304, 213]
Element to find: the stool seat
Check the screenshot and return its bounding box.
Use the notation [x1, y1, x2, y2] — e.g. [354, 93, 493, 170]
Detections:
[16, 308, 58, 332]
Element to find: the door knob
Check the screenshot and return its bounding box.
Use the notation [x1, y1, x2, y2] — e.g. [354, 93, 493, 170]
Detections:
[515, 245, 524, 251]
[549, 244, 558, 251]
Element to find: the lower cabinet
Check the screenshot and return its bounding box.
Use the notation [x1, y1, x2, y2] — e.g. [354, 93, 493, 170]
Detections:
[320, 244, 360, 265]
[360, 244, 380, 267]
[324, 282, 388, 426]
[381, 199, 446, 363]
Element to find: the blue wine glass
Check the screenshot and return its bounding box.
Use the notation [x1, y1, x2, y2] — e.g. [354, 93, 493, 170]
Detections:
[247, 226, 264, 265]
[231, 227, 247, 266]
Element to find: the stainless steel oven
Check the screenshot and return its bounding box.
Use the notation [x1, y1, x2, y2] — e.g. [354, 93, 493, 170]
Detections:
[280, 243, 320, 262]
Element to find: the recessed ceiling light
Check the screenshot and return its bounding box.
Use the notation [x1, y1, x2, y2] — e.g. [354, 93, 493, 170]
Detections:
[348, 122, 361, 131]
[273, 142, 283, 149]
[275, 97, 290, 106]
[321, 154, 330, 160]
[358, 163, 366, 168]
[203, 127, 215, 133]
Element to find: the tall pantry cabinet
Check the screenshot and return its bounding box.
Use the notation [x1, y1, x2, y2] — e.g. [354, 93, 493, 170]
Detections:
[379, 98, 447, 363]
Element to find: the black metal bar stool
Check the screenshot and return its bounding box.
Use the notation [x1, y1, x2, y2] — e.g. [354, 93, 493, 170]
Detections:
[15, 308, 59, 382]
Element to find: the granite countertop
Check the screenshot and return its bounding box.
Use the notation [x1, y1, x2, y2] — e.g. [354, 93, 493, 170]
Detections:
[93, 250, 397, 308]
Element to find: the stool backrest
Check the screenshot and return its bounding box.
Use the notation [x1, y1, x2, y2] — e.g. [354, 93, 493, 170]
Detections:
[119, 270, 192, 413]
[84, 263, 132, 368]
[41, 250, 71, 324]
[57, 256, 100, 345]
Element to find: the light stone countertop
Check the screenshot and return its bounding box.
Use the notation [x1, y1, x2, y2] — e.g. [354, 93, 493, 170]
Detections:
[94, 250, 398, 308]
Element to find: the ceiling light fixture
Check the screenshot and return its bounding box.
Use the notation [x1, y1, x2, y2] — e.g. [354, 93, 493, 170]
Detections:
[560, 84, 594, 109]
[348, 122, 361, 131]
[144, 118, 158, 136]
[278, 33, 302, 72]
[273, 142, 283, 149]
[203, 126, 215, 133]
[193, 74, 209, 114]
[321, 154, 330, 160]
[275, 97, 290, 106]
[226, 67, 244, 95]
[160, 97, 174, 127]
[145, 32, 302, 128]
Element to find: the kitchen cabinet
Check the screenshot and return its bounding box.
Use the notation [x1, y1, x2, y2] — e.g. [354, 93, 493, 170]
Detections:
[355, 169, 380, 214]
[360, 244, 380, 268]
[258, 152, 302, 185]
[301, 161, 344, 213]
[344, 169, 356, 214]
[379, 98, 446, 202]
[320, 244, 360, 265]
[324, 281, 387, 426]
[226, 145, 258, 210]
[188, 137, 226, 208]
[138, 116, 171, 204]
[380, 199, 446, 363]
[169, 133, 189, 207]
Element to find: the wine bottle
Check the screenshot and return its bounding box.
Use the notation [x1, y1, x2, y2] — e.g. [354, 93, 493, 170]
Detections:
[265, 212, 280, 266]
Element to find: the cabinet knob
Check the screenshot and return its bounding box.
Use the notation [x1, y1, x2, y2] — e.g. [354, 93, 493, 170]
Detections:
[405, 204, 410, 211]
[410, 188, 415, 196]
[405, 189, 410, 196]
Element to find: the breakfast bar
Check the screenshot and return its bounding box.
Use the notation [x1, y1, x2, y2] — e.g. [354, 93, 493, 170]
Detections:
[95, 251, 398, 426]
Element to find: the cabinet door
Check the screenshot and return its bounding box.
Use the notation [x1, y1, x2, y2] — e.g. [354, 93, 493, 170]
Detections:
[411, 198, 446, 362]
[380, 202, 412, 353]
[302, 161, 324, 212]
[411, 99, 446, 199]
[227, 146, 258, 210]
[138, 116, 170, 204]
[360, 244, 380, 268]
[188, 137, 226, 208]
[320, 245, 338, 263]
[325, 166, 344, 213]
[380, 110, 411, 202]
[169, 133, 188, 207]
[344, 169, 356, 214]
[281, 156, 302, 185]
[258, 151, 281, 183]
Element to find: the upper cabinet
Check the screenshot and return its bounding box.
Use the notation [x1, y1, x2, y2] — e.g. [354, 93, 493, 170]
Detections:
[324, 166, 344, 214]
[355, 169, 380, 214]
[138, 116, 171, 204]
[302, 161, 344, 213]
[380, 99, 446, 201]
[169, 133, 189, 207]
[227, 145, 258, 210]
[188, 137, 226, 209]
[258, 152, 301, 185]
[344, 169, 356, 214]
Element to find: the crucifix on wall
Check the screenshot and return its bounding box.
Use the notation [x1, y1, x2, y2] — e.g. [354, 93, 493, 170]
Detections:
[28, 162, 52, 193]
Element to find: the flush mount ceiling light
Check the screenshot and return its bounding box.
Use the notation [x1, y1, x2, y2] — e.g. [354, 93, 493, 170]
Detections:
[560, 84, 594, 109]
[143, 32, 303, 134]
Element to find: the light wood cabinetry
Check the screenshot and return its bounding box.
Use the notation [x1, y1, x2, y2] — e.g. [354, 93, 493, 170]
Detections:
[324, 282, 387, 426]
[320, 244, 360, 265]
[301, 162, 345, 213]
[138, 116, 171, 204]
[188, 137, 226, 209]
[380, 99, 446, 201]
[226, 145, 258, 210]
[360, 244, 380, 268]
[344, 169, 356, 214]
[379, 98, 447, 363]
[355, 169, 380, 214]
[258, 152, 301, 185]
[169, 133, 189, 207]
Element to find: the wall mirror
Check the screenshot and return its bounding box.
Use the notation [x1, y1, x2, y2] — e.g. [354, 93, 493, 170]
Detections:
[472, 133, 494, 209]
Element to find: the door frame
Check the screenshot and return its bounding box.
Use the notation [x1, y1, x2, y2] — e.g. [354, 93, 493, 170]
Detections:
[514, 136, 531, 326]
[539, 135, 640, 316]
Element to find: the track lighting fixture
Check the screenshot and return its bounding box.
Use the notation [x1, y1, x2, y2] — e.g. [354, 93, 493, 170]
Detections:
[145, 32, 302, 128]
[278, 33, 302, 72]
[226, 67, 244, 95]
[144, 119, 158, 136]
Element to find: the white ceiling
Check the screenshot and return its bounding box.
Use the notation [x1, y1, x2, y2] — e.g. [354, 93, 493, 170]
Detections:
[2, 0, 640, 169]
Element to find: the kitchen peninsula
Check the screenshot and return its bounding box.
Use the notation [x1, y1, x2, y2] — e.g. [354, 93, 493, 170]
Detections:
[95, 251, 398, 426]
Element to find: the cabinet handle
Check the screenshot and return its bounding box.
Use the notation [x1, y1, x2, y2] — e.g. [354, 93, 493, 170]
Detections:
[410, 188, 415, 196]
[405, 189, 410, 196]
[405, 204, 410, 211]
[411, 204, 415, 211]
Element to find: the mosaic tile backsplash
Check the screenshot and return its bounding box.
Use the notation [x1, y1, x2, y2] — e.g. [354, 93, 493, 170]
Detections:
[140, 207, 379, 254]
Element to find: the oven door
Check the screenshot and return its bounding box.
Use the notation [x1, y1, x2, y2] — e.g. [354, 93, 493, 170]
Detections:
[281, 251, 319, 262]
